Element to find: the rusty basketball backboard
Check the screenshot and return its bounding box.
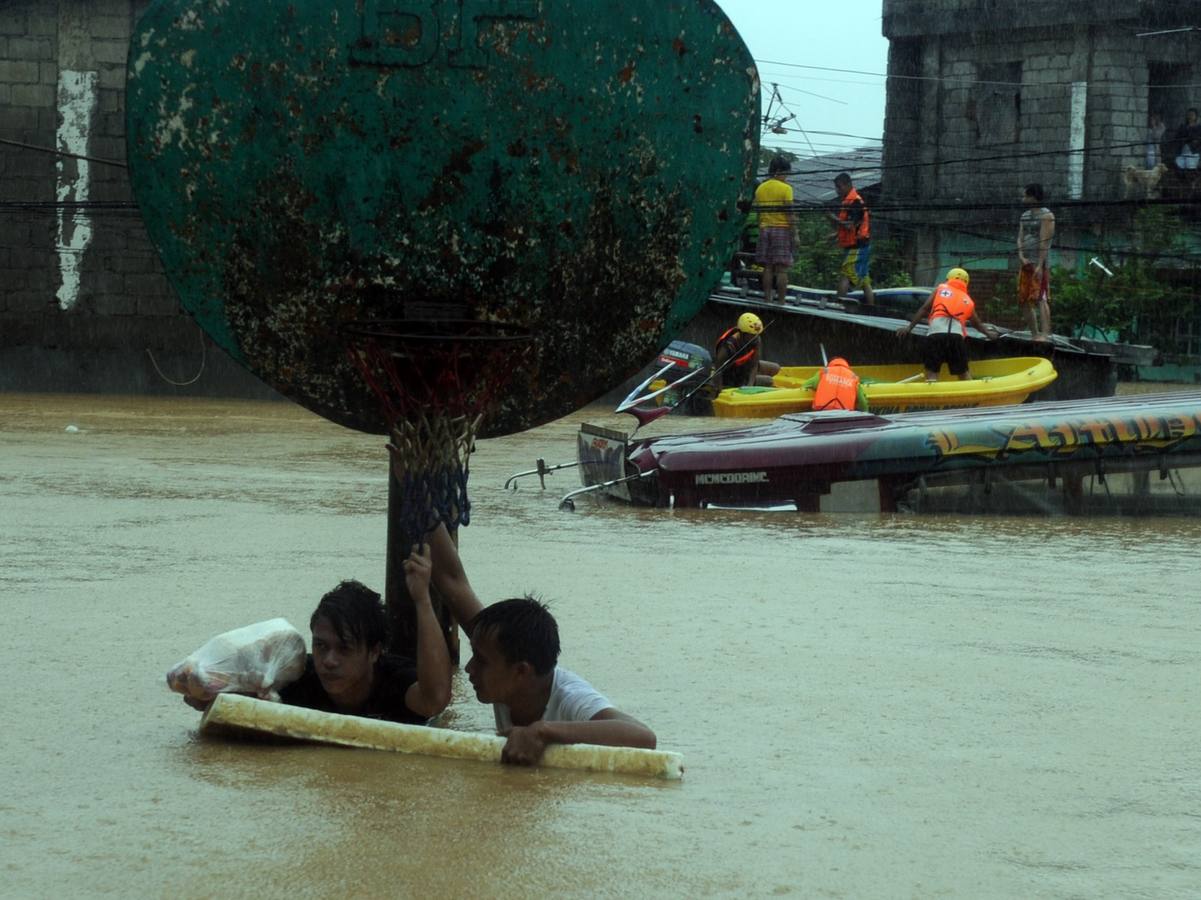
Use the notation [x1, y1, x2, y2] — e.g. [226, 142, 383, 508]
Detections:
[126, 0, 759, 434]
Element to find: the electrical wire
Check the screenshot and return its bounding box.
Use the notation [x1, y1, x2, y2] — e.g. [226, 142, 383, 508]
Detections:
[753, 57, 1201, 91]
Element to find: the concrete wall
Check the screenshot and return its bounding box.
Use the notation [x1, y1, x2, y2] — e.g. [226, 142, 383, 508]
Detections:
[881, 0, 1201, 289]
[883, 0, 1196, 38]
[0, 0, 277, 398]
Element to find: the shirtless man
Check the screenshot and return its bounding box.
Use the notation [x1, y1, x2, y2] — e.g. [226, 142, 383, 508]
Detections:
[1017, 182, 1055, 341]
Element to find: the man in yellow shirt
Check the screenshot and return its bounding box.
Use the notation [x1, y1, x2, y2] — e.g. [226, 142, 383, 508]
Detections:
[753, 156, 795, 303]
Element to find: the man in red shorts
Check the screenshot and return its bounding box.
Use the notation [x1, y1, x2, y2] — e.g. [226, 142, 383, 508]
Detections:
[1017, 182, 1055, 341]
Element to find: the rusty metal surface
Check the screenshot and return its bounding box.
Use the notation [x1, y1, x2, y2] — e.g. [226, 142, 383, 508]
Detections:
[125, 0, 759, 435]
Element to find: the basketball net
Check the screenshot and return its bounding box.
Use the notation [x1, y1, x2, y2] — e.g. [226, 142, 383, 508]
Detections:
[345, 320, 529, 538]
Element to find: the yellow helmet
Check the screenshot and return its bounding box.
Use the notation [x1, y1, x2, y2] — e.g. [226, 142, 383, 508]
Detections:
[946, 267, 970, 286]
[737, 312, 764, 335]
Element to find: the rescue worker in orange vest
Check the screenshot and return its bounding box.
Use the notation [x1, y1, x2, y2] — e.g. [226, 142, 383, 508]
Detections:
[828, 172, 875, 306]
[897, 267, 998, 382]
[713, 312, 780, 389]
[801, 357, 870, 411]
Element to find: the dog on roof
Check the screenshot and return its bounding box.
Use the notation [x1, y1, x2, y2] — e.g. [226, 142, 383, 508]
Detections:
[1123, 163, 1168, 200]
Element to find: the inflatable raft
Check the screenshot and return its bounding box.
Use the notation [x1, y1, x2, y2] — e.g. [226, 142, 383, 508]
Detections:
[711, 357, 1057, 418]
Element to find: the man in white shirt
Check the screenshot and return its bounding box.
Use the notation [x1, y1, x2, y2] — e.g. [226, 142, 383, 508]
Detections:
[427, 524, 657, 765]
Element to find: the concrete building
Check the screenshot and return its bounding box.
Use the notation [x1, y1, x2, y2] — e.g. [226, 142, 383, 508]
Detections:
[1, 1, 293, 398]
[880, 0, 1201, 335]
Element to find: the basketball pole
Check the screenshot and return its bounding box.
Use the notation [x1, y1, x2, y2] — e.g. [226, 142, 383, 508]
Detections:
[384, 466, 461, 665]
[345, 320, 530, 669]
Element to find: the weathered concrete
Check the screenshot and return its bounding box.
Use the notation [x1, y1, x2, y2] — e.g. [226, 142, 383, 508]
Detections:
[0, 0, 275, 398]
[881, 1, 1201, 289]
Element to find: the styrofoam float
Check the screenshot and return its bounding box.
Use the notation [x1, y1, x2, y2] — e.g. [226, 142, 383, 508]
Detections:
[201, 693, 684, 780]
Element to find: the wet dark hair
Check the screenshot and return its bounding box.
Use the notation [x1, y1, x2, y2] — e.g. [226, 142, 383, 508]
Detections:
[472, 596, 560, 676]
[833, 172, 852, 186]
[1024, 182, 1045, 202]
[768, 155, 791, 175]
[311, 580, 389, 650]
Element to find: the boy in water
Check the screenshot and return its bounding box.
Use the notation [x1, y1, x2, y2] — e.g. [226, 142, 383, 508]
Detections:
[276, 544, 450, 723]
[426, 524, 657, 765]
[182, 544, 452, 724]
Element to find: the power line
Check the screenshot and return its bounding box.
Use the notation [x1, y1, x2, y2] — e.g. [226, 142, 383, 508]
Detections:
[764, 81, 848, 106]
[754, 57, 1201, 91]
[765, 128, 883, 143]
[0, 137, 128, 169]
[890, 216, 1201, 265]
[774, 196, 1201, 213]
[0, 200, 139, 213]
[779, 138, 1156, 178]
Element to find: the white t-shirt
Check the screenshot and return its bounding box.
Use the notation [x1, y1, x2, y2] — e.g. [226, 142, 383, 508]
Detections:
[493, 666, 611, 732]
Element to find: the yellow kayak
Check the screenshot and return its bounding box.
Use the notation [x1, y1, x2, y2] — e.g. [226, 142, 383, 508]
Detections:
[711, 357, 1058, 418]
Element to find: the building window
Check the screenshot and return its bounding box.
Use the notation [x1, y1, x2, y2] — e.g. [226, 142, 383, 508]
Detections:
[1149, 61, 1195, 136]
[974, 62, 1023, 146]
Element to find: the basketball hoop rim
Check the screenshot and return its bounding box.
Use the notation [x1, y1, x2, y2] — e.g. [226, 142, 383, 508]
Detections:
[341, 318, 533, 346]
[342, 317, 532, 427]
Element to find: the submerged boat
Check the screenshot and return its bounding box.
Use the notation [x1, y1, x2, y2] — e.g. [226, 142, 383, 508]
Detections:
[711, 357, 1058, 418]
[567, 390, 1201, 514]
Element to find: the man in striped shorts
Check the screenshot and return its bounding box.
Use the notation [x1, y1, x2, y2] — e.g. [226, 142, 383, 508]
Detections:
[753, 156, 796, 303]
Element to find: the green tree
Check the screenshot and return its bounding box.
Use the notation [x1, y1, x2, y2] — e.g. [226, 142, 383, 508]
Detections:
[1051, 207, 1196, 353]
[787, 210, 913, 290]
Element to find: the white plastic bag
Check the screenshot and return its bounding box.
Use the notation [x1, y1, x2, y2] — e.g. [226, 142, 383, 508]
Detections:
[167, 618, 307, 703]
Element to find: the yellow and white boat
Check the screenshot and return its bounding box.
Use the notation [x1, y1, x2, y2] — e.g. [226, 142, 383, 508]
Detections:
[711, 357, 1058, 418]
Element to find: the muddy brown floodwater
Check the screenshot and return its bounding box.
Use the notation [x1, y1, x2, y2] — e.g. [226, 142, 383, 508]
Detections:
[2, 393, 1199, 898]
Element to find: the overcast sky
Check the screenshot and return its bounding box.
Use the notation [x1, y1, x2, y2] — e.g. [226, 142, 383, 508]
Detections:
[714, 0, 891, 154]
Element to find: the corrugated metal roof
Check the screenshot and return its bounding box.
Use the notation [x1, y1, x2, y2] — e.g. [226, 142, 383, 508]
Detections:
[763, 147, 882, 204]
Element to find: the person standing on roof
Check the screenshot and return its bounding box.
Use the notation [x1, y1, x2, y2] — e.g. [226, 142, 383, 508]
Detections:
[896, 267, 997, 382]
[713, 312, 780, 389]
[753, 156, 796, 303]
[1016, 182, 1055, 342]
[829, 172, 875, 306]
[801, 357, 870, 411]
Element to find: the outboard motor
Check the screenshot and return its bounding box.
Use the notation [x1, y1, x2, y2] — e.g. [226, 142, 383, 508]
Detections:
[652, 340, 714, 415]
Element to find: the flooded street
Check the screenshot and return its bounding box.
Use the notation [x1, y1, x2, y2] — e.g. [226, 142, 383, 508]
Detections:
[2, 393, 1199, 898]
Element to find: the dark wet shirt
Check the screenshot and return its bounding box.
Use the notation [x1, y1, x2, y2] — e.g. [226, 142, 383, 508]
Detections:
[279, 654, 424, 724]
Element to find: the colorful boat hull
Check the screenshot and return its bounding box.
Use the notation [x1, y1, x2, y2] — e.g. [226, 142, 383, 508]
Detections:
[578, 390, 1201, 509]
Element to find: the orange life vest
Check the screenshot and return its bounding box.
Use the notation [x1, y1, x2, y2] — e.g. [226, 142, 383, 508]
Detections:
[928, 280, 975, 338]
[715, 326, 758, 371]
[836, 187, 871, 248]
[813, 359, 860, 410]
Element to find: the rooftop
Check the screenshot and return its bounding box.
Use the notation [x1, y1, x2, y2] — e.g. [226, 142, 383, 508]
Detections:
[770, 146, 883, 205]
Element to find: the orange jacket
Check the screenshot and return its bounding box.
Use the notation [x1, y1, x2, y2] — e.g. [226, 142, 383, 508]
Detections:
[710, 329, 759, 386]
[813, 359, 861, 410]
[715, 327, 758, 370]
[928, 279, 975, 338]
[836, 187, 870, 248]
